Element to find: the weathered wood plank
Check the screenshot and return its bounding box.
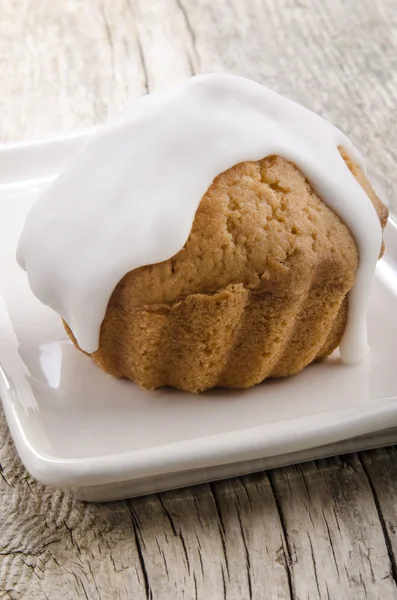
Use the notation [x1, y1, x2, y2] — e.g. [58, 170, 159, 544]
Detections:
[269, 455, 397, 599]
[2, 447, 397, 599]
[208, 476, 292, 599]
[360, 447, 397, 580]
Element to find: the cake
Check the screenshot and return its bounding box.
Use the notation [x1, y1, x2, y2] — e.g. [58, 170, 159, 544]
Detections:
[17, 74, 388, 393]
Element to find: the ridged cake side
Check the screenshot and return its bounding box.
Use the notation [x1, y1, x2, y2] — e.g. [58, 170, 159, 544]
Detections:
[65, 151, 388, 393]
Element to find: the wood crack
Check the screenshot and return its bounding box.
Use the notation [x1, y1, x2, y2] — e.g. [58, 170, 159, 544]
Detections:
[126, 501, 152, 600]
[136, 35, 149, 94]
[325, 582, 331, 600]
[221, 564, 227, 600]
[208, 483, 230, 578]
[358, 454, 397, 588]
[174, 0, 198, 73]
[160, 548, 169, 578]
[267, 472, 295, 600]
[235, 499, 253, 600]
[307, 532, 321, 598]
[321, 507, 340, 578]
[301, 469, 312, 502]
[157, 495, 177, 536]
[127, 0, 149, 93]
[80, 580, 91, 600]
[87, 561, 102, 599]
[191, 491, 205, 530]
[20, 557, 43, 581]
[239, 477, 253, 511]
[157, 494, 191, 575]
[0, 463, 12, 487]
[72, 572, 89, 600]
[196, 536, 204, 577]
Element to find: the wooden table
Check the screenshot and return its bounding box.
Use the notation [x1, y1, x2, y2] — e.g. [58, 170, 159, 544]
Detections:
[1, 1, 397, 598]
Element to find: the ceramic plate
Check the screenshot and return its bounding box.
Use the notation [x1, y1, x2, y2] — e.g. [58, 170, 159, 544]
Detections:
[0, 131, 397, 502]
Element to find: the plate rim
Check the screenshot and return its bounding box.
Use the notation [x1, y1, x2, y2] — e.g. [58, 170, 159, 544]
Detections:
[1, 131, 397, 492]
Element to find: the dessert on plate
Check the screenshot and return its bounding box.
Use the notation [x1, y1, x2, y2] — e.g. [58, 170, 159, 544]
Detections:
[17, 74, 388, 393]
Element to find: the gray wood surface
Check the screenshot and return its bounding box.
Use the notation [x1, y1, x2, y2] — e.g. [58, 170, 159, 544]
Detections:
[1, 0, 397, 598]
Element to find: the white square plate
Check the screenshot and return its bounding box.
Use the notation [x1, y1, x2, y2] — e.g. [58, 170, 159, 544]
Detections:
[1, 131, 397, 502]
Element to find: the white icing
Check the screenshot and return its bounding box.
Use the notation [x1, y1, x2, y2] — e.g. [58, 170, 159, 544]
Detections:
[17, 73, 382, 362]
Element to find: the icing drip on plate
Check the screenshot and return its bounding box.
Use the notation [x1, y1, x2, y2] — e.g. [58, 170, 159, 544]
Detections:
[17, 73, 382, 362]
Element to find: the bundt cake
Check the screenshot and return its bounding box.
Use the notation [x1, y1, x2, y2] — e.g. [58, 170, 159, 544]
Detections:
[17, 74, 388, 392]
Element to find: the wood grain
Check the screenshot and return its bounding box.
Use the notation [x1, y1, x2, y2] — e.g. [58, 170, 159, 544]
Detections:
[1, 0, 397, 598]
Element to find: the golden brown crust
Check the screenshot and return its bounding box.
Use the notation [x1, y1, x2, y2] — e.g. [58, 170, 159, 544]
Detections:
[339, 147, 389, 257]
[65, 151, 388, 393]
